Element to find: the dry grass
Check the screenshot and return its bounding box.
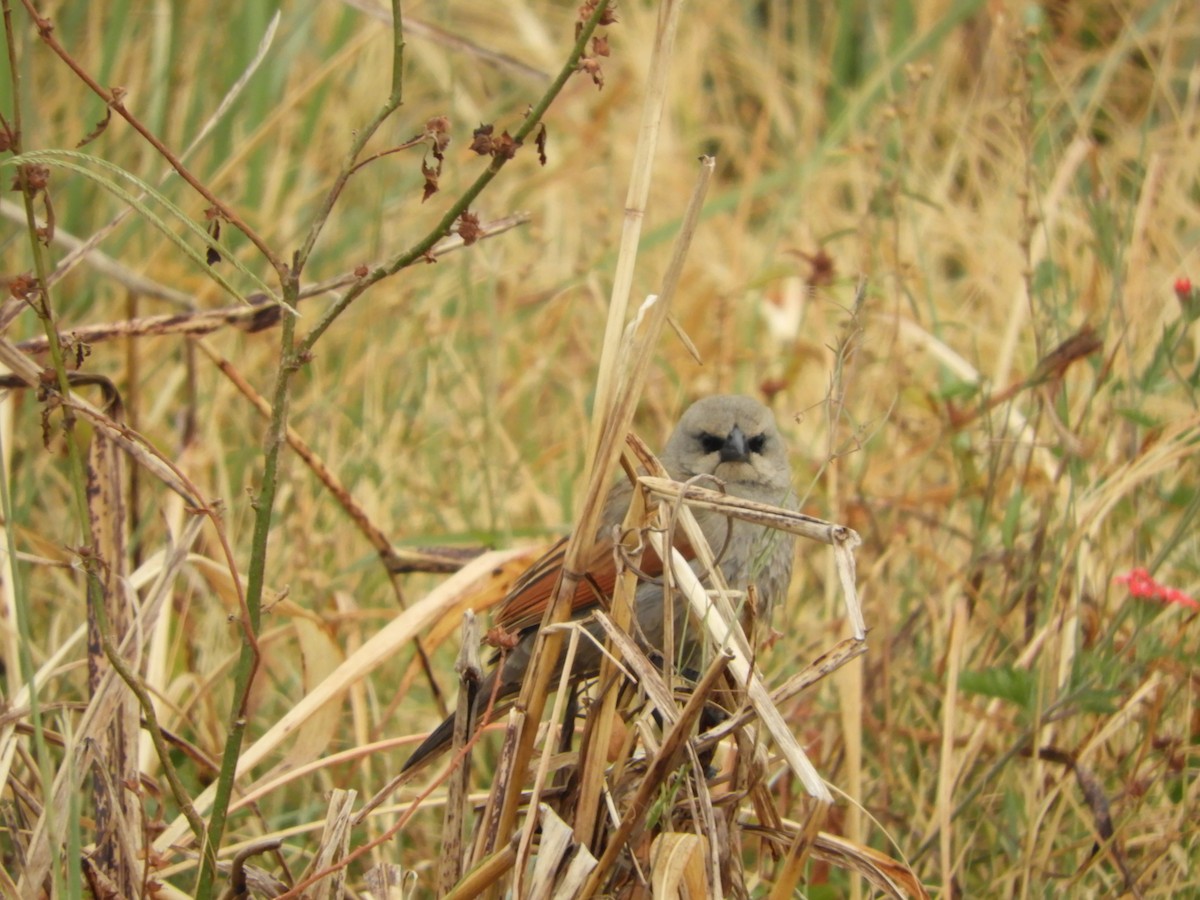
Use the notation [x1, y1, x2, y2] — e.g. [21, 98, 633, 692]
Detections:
[1, 0, 1198, 896]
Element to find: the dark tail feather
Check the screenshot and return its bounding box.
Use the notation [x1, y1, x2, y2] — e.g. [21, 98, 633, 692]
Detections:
[401, 668, 503, 773]
[401, 710, 460, 773]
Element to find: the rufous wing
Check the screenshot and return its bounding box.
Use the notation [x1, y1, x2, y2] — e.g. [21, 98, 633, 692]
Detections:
[492, 525, 701, 636]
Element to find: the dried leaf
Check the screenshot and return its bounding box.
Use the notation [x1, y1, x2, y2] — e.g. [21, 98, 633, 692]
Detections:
[578, 0, 619, 27]
[425, 114, 451, 159]
[492, 130, 521, 160]
[421, 156, 440, 202]
[204, 212, 222, 265]
[470, 123, 495, 156]
[77, 104, 113, 148]
[457, 210, 482, 245]
[578, 57, 605, 89]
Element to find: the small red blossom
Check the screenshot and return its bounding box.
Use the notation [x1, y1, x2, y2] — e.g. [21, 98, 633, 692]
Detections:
[1175, 277, 1198, 321]
[1115, 567, 1198, 609]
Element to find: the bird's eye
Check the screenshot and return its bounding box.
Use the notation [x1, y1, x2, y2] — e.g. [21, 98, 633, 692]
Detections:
[748, 434, 766, 454]
[698, 433, 724, 454]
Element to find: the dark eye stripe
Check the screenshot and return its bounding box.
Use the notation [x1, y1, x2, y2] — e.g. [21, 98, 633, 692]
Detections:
[748, 435, 766, 454]
[698, 433, 724, 454]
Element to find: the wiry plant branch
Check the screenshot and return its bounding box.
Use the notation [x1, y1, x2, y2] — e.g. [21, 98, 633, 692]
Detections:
[293, 0, 405, 271]
[2, 3, 107, 892]
[11, 212, 531, 355]
[297, 0, 615, 354]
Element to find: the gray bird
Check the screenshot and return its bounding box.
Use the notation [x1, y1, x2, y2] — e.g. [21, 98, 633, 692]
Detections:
[402, 394, 796, 771]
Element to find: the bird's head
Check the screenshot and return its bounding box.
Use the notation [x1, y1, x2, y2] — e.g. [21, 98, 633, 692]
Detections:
[661, 394, 790, 492]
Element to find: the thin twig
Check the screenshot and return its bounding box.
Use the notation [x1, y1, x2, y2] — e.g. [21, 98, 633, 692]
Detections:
[296, 1, 612, 354]
[11, 213, 531, 355]
[293, 0, 406, 271]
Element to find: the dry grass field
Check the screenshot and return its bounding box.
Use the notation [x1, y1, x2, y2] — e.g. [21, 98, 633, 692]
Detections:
[0, 0, 1197, 896]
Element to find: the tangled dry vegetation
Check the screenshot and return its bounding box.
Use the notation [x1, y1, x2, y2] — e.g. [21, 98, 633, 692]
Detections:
[0, 0, 1197, 897]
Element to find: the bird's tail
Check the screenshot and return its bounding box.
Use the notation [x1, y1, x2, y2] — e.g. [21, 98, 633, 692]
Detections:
[400, 669, 499, 773]
[401, 711, 459, 773]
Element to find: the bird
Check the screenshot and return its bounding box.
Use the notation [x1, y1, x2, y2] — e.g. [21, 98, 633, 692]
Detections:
[401, 394, 796, 772]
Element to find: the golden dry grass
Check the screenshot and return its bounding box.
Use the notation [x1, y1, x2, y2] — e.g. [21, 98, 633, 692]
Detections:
[1, 0, 1198, 896]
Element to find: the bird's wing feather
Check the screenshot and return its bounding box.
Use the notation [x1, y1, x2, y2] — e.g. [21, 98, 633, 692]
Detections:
[493, 530, 690, 635]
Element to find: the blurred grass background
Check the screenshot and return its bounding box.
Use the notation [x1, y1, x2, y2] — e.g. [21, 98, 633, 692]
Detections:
[1, 0, 1198, 895]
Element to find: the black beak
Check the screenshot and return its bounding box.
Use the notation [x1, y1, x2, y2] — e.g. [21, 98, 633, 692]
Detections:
[719, 425, 749, 463]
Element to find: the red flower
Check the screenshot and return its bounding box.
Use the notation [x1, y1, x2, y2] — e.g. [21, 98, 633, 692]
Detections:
[1175, 277, 1198, 320]
[1115, 568, 1198, 609]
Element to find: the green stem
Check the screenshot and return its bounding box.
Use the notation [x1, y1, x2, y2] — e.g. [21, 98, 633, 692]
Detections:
[0, 3, 63, 892]
[3, 5, 104, 894]
[388, 0, 404, 104]
[193, 295, 298, 898]
[194, 7, 412, 893]
[293, 0, 405, 271]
